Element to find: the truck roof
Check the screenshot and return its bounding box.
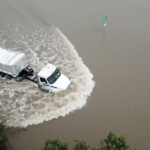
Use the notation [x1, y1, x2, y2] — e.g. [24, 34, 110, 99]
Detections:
[0, 47, 24, 65]
[38, 63, 56, 79]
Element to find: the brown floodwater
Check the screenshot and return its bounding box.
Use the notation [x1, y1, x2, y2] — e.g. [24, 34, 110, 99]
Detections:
[1, 0, 150, 150]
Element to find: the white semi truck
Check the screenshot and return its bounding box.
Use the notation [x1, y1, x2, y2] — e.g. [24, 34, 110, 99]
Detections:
[0, 47, 71, 93]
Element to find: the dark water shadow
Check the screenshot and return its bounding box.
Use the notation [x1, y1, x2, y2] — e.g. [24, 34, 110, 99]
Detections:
[99, 26, 106, 49]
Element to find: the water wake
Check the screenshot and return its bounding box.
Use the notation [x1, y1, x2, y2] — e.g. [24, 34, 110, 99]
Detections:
[0, 12, 95, 127]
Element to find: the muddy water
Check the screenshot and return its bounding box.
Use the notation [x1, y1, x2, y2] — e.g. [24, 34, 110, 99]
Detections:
[1, 0, 150, 150]
[0, 15, 94, 127]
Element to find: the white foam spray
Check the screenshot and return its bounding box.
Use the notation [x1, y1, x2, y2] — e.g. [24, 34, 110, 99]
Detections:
[0, 13, 95, 128]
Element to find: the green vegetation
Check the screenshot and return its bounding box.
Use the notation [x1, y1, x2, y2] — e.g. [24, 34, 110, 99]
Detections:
[100, 131, 129, 150]
[42, 131, 138, 150]
[42, 139, 68, 150]
[0, 122, 8, 150]
[73, 139, 95, 150]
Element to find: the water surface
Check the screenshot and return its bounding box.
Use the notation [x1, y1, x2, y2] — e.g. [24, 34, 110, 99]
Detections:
[1, 0, 150, 150]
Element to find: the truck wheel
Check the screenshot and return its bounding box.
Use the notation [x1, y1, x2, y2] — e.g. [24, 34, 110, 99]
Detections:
[50, 92, 55, 96]
[6, 75, 12, 80]
[1, 73, 6, 77]
[15, 77, 24, 82]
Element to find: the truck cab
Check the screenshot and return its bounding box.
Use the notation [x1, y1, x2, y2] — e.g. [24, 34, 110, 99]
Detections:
[37, 64, 71, 93]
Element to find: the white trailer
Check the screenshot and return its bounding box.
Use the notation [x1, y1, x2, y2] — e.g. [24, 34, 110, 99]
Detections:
[0, 47, 71, 93]
[0, 47, 28, 77]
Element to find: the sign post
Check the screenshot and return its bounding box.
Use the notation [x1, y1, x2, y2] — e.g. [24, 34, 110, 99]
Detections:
[103, 16, 107, 27]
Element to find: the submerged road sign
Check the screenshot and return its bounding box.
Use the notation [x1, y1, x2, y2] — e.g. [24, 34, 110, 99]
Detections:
[103, 16, 107, 26]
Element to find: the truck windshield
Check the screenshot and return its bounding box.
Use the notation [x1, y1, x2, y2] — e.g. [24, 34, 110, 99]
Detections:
[47, 68, 61, 84]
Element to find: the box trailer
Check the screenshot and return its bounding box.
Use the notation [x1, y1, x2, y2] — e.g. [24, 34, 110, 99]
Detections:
[0, 47, 28, 77]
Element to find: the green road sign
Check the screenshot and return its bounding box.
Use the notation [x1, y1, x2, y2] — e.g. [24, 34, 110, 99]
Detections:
[103, 16, 107, 24]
